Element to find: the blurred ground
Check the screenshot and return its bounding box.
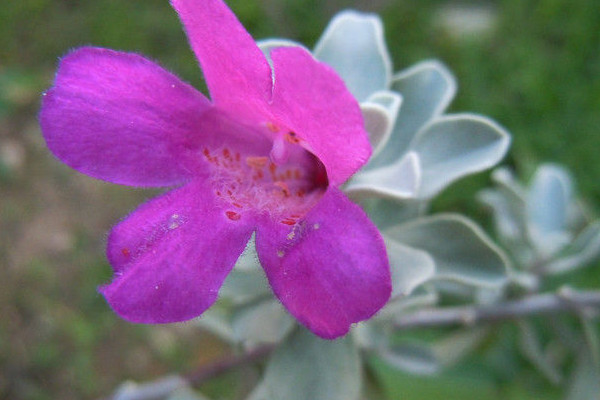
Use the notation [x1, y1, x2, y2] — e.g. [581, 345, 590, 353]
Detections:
[1, 0, 599, 399]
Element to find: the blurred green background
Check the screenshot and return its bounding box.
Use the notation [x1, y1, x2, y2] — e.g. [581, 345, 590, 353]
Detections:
[1, 0, 598, 399]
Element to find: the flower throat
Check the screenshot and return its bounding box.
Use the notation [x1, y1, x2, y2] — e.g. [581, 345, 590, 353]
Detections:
[202, 130, 327, 225]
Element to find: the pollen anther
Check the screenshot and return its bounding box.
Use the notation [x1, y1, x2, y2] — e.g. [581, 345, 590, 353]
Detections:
[284, 131, 301, 144]
[274, 181, 290, 197]
[266, 121, 280, 132]
[246, 156, 268, 168]
[225, 211, 241, 221]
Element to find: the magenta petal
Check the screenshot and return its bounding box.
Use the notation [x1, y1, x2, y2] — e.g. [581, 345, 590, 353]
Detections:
[40, 47, 213, 187]
[100, 180, 254, 323]
[270, 47, 372, 186]
[255, 188, 391, 339]
[171, 0, 272, 120]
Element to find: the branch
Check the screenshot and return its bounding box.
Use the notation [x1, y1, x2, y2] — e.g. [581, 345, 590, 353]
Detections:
[100, 345, 274, 400]
[183, 343, 274, 387]
[394, 288, 600, 330]
[101, 289, 600, 399]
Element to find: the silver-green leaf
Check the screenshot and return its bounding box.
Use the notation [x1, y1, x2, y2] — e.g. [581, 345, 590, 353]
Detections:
[360, 90, 402, 154]
[247, 328, 361, 400]
[385, 214, 510, 288]
[314, 11, 391, 101]
[544, 221, 600, 275]
[371, 60, 456, 167]
[384, 240, 435, 298]
[410, 114, 511, 198]
[232, 299, 294, 347]
[345, 151, 421, 201]
[378, 342, 440, 375]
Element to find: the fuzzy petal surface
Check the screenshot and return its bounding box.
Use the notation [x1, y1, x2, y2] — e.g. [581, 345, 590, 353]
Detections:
[171, 0, 272, 121]
[101, 180, 254, 323]
[255, 187, 391, 339]
[270, 46, 371, 186]
[40, 47, 212, 187]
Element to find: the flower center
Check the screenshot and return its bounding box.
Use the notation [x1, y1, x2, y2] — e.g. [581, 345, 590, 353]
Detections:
[202, 127, 327, 225]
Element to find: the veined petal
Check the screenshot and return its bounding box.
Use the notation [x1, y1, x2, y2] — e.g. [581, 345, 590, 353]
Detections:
[171, 0, 272, 119]
[270, 47, 371, 186]
[101, 180, 254, 323]
[40, 47, 213, 187]
[255, 187, 391, 339]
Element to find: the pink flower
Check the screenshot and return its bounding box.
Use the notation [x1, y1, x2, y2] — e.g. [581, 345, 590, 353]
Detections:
[40, 0, 391, 339]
